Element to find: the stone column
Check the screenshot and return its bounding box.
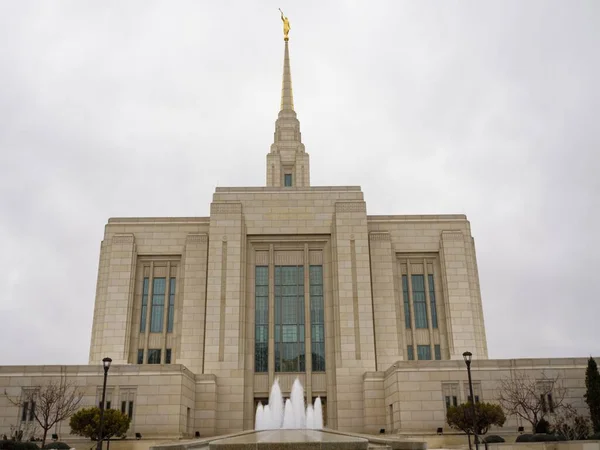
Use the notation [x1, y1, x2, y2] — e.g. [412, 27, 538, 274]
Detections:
[332, 201, 376, 432]
[102, 234, 137, 364]
[204, 202, 245, 434]
[89, 239, 110, 363]
[439, 231, 484, 359]
[362, 372, 385, 434]
[465, 236, 488, 358]
[368, 231, 399, 370]
[177, 234, 209, 373]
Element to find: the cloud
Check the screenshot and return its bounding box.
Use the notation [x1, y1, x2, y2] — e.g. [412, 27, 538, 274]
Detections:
[0, 1, 598, 364]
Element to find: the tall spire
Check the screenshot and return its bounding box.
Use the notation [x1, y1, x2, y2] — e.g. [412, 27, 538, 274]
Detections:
[266, 11, 310, 188]
[280, 41, 294, 112]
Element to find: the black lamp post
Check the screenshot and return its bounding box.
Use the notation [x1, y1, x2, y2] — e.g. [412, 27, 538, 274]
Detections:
[462, 352, 479, 450]
[96, 357, 112, 450]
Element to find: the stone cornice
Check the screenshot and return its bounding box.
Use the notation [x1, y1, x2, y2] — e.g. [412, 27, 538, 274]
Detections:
[210, 203, 242, 215]
[440, 231, 464, 241]
[186, 234, 208, 243]
[335, 202, 366, 213]
[369, 232, 391, 241]
[112, 234, 134, 245]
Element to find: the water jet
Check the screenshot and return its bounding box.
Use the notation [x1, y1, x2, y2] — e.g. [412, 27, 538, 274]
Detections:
[254, 377, 323, 430]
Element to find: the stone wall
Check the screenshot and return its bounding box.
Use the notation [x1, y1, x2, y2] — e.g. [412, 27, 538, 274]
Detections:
[89, 217, 210, 365]
[379, 358, 591, 433]
[0, 365, 201, 440]
[367, 214, 487, 361]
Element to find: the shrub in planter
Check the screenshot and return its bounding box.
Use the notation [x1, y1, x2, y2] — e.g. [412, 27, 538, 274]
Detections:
[483, 435, 505, 443]
[0, 442, 39, 450]
[515, 434, 534, 442]
[589, 432, 600, 440]
[535, 419, 551, 434]
[531, 434, 559, 442]
[42, 443, 71, 450]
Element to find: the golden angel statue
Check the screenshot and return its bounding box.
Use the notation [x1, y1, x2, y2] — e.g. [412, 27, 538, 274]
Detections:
[279, 9, 290, 41]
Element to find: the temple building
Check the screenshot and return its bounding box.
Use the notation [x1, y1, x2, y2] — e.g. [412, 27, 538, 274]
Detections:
[0, 31, 592, 441]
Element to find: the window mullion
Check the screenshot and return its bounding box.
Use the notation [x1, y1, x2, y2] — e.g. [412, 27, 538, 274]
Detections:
[423, 258, 435, 357]
[161, 262, 171, 363]
[268, 245, 274, 383]
[143, 262, 154, 364]
[406, 262, 417, 333]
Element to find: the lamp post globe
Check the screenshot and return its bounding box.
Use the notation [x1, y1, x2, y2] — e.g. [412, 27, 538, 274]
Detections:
[96, 357, 112, 450]
[462, 351, 478, 450]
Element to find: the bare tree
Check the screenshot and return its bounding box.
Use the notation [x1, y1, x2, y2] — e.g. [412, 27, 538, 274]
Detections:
[553, 404, 592, 440]
[5, 373, 84, 447]
[497, 371, 568, 433]
[9, 421, 39, 442]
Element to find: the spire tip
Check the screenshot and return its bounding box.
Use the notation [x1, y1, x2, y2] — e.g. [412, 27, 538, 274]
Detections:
[279, 9, 290, 41]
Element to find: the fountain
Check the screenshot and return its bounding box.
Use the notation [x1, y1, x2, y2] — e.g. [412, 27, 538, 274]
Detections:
[254, 377, 324, 430]
[156, 375, 426, 450]
[152, 375, 426, 450]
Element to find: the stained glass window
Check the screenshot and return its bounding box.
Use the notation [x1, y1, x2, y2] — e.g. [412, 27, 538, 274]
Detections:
[428, 275, 438, 329]
[140, 278, 149, 332]
[167, 278, 176, 332]
[412, 275, 428, 328]
[402, 275, 411, 328]
[310, 266, 325, 372]
[275, 266, 305, 372]
[150, 278, 165, 332]
[255, 266, 269, 372]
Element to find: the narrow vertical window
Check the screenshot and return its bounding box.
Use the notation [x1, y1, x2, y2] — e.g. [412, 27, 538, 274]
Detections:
[150, 278, 165, 332]
[137, 349, 144, 364]
[417, 345, 431, 360]
[166, 348, 172, 364]
[29, 402, 35, 421]
[284, 174, 292, 187]
[428, 274, 438, 328]
[140, 277, 149, 332]
[128, 401, 134, 418]
[167, 278, 176, 332]
[310, 265, 325, 372]
[255, 266, 269, 372]
[402, 275, 410, 328]
[147, 349, 161, 364]
[540, 394, 549, 413]
[275, 266, 305, 372]
[412, 275, 428, 328]
[407, 345, 414, 360]
[434, 344, 441, 360]
[443, 383, 460, 411]
[21, 401, 28, 421]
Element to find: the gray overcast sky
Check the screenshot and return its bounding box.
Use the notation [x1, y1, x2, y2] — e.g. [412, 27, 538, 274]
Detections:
[0, 1, 598, 365]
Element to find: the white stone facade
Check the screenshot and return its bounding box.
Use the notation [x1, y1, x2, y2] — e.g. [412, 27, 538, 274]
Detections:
[0, 40, 592, 440]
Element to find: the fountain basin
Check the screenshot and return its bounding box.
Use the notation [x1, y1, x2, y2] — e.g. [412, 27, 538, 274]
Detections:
[209, 429, 368, 450]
